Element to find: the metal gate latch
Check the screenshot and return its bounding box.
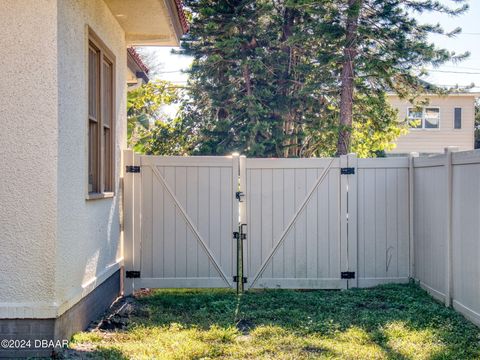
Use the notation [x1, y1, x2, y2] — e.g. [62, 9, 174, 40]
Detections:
[236, 191, 245, 202]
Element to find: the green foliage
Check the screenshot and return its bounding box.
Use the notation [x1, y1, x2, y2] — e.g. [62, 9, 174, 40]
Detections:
[351, 94, 409, 158]
[177, 0, 468, 157]
[127, 80, 195, 155]
[133, 118, 196, 156]
[70, 284, 480, 359]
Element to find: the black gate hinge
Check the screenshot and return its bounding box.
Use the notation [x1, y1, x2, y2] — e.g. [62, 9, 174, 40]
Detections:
[340, 167, 355, 175]
[126, 270, 141, 278]
[233, 276, 247, 283]
[126, 165, 141, 173]
[233, 232, 246, 240]
[341, 271, 355, 279]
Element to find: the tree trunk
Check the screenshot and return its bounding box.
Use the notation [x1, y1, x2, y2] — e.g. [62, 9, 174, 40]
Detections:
[280, 7, 296, 157]
[337, 0, 362, 156]
[242, 63, 252, 97]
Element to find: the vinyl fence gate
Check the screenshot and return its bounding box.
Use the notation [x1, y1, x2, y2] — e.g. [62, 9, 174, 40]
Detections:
[123, 150, 410, 293]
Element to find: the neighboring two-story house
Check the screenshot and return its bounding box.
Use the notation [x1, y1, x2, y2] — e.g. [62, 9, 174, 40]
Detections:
[387, 93, 479, 154]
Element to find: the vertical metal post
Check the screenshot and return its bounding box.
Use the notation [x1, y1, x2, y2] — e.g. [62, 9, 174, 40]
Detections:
[236, 224, 246, 293]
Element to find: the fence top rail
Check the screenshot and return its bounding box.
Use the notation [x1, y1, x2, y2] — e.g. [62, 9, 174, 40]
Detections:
[140, 155, 237, 167]
[245, 157, 339, 169]
[413, 149, 480, 168]
[414, 154, 446, 168]
[452, 149, 480, 165]
[357, 157, 409, 169]
[131, 149, 480, 169]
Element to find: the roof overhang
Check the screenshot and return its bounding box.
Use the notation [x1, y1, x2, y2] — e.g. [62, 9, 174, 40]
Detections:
[104, 0, 188, 46]
[127, 48, 150, 85]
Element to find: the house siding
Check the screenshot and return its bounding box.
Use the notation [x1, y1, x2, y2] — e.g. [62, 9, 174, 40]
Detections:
[55, 0, 126, 315]
[0, 0, 58, 316]
[388, 95, 476, 154]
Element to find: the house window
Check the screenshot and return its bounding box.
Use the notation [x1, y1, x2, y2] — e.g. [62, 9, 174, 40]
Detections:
[454, 107, 462, 129]
[88, 30, 115, 196]
[407, 107, 440, 129]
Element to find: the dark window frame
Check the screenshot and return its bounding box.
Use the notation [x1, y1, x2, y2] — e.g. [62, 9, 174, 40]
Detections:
[87, 28, 116, 199]
[454, 107, 462, 129]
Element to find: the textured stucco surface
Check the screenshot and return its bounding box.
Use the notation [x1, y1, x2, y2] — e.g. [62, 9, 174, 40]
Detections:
[0, 0, 58, 315]
[55, 0, 125, 313]
[0, 0, 125, 318]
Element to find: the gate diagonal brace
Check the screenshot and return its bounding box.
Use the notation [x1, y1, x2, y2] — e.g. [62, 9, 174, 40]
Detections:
[147, 164, 232, 288]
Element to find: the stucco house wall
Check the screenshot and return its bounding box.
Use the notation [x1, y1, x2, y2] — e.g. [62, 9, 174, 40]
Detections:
[55, 0, 126, 317]
[0, 0, 58, 318]
[0, 0, 125, 321]
[0, 0, 185, 355]
[388, 94, 476, 154]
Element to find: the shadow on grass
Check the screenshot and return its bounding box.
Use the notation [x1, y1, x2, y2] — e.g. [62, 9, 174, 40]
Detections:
[70, 283, 480, 359]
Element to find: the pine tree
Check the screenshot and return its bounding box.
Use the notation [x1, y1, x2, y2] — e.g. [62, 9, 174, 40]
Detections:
[329, 0, 469, 154]
[179, 0, 469, 157]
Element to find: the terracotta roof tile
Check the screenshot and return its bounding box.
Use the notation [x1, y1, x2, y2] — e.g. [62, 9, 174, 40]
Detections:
[127, 47, 149, 74]
[174, 0, 189, 34]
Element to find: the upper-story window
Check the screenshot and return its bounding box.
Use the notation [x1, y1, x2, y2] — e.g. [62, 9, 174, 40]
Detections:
[88, 29, 115, 197]
[407, 107, 440, 129]
[454, 107, 462, 129]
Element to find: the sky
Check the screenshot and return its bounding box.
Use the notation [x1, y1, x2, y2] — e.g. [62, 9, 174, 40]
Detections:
[419, 0, 480, 90]
[140, 0, 480, 91]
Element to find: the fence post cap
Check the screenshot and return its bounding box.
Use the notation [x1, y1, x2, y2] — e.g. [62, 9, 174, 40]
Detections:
[444, 146, 459, 153]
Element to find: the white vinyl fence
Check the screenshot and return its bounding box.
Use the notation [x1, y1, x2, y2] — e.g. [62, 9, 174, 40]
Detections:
[356, 158, 410, 287]
[241, 157, 347, 289]
[123, 152, 238, 292]
[413, 148, 480, 326]
[123, 148, 480, 326]
[240, 156, 411, 290]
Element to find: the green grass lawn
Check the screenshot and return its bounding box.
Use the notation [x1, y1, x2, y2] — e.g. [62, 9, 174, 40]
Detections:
[70, 283, 480, 359]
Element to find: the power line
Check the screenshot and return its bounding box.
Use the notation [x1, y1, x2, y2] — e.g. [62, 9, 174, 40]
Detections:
[426, 69, 480, 75]
[440, 65, 480, 71]
[155, 70, 186, 74]
[419, 82, 479, 88]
